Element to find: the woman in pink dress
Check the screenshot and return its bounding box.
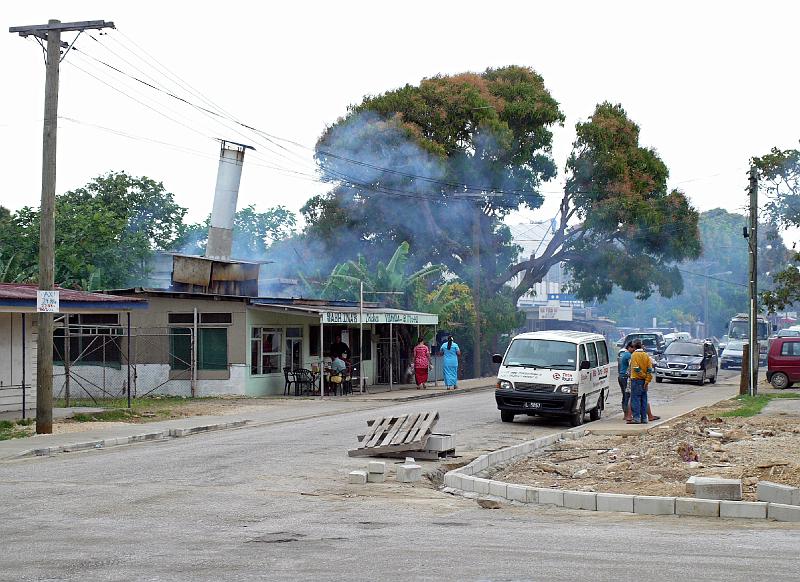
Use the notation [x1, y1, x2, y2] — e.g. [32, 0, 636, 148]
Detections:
[413, 337, 431, 389]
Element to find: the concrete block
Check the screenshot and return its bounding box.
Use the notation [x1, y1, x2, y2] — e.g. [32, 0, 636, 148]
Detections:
[443, 472, 459, 489]
[563, 491, 597, 511]
[719, 501, 768, 519]
[426, 434, 455, 452]
[685, 475, 697, 495]
[367, 461, 386, 474]
[506, 484, 529, 503]
[459, 464, 474, 476]
[694, 478, 743, 501]
[634, 496, 676, 515]
[488, 480, 508, 498]
[757, 481, 800, 505]
[525, 487, 540, 504]
[768, 502, 800, 522]
[472, 478, 491, 494]
[596, 493, 634, 513]
[474, 456, 489, 472]
[349, 470, 367, 485]
[537, 489, 564, 506]
[460, 476, 476, 492]
[396, 463, 422, 483]
[367, 471, 385, 483]
[676, 497, 720, 517]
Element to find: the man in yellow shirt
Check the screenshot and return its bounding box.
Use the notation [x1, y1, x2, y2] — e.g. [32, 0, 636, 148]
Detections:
[628, 340, 653, 424]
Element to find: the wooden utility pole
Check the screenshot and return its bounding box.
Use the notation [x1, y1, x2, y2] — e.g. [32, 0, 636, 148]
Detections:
[747, 166, 759, 397]
[9, 19, 114, 433]
[472, 211, 481, 379]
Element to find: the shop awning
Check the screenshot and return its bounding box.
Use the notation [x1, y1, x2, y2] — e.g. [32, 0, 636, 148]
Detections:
[248, 300, 438, 325]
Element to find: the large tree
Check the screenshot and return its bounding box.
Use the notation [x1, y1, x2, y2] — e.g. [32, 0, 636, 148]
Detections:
[753, 145, 800, 311]
[303, 68, 700, 304]
[0, 172, 187, 289]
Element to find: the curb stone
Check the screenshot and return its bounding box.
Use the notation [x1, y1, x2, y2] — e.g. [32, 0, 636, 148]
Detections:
[11, 421, 249, 459]
[442, 428, 796, 523]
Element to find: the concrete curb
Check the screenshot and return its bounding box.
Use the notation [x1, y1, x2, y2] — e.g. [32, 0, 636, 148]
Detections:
[346, 383, 494, 402]
[442, 429, 800, 523]
[10, 420, 250, 460]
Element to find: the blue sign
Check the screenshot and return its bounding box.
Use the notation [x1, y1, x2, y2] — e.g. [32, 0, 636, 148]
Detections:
[547, 293, 577, 302]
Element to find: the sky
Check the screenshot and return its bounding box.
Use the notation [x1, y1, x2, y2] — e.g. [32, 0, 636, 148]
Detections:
[2, 1, 799, 234]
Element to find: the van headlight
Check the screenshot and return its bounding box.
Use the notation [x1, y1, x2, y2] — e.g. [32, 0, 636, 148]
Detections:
[497, 380, 513, 391]
[688, 364, 702, 370]
[559, 384, 579, 394]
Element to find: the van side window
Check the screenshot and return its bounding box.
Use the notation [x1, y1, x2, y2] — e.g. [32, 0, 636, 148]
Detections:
[595, 341, 609, 365]
[579, 344, 587, 365]
[586, 342, 598, 368]
[781, 342, 800, 356]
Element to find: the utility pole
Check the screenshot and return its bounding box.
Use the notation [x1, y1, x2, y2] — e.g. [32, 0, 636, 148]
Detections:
[9, 19, 115, 434]
[472, 211, 481, 379]
[747, 166, 759, 397]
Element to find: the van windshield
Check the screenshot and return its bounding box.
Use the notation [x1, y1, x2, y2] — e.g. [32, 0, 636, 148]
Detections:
[504, 339, 577, 370]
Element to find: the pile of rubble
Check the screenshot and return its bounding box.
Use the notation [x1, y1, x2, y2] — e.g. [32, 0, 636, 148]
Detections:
[493, 405, 800, 501]
[348, 458, 423, 485]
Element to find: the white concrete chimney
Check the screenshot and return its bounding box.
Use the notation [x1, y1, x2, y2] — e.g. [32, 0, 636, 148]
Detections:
[206, 140, 252, 260]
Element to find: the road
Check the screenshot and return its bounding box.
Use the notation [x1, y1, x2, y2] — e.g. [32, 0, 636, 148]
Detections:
[1, 374, 797, 581]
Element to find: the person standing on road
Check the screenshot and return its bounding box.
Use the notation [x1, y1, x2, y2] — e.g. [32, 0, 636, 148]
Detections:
[439, 335, 461, 390]
[618, 342, 635, 421]
[628, 340, 653, 424]
[413, 337, 431, 390]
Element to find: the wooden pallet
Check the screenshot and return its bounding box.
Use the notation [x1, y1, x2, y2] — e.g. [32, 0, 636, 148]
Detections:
[348, 410, 439, 457]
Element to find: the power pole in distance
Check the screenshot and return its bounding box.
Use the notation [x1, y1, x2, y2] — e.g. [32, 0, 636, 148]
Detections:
[747, 166, 759, 397]
[472, 211, 481, 379]
[9, 19, 115, 434]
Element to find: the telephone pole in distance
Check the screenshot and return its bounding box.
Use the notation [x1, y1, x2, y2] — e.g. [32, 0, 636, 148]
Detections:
[9, 19, 115, 434]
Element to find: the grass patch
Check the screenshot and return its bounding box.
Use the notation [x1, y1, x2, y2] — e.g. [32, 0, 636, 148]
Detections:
[71, 409, 138, 422]
[720, 393, 800, 417]
[0, 419, 33, 441]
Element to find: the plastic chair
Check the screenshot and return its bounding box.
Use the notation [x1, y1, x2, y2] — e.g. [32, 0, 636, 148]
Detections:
[292, 368, 315, 395]
[283, 367, 295, 396]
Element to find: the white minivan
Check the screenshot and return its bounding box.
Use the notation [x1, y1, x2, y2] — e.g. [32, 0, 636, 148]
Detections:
[492, 330, 613, 426]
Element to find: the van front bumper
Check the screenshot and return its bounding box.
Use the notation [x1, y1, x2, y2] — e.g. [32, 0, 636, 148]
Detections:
[495, 390, 579, 416]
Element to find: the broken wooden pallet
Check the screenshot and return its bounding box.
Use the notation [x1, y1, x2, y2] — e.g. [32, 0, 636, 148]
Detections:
[348, 410, 439, 457]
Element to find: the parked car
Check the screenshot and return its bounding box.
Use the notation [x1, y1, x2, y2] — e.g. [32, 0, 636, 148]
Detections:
[616, 332, 666, 359]
[720, 340, 744, 369]
[492, 330, 612, 427]
[767, 337, 800, 389]
[654, 339, 718, 385]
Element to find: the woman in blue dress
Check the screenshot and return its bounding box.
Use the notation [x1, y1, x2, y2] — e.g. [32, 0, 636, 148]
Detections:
[439, 335, 461, 390]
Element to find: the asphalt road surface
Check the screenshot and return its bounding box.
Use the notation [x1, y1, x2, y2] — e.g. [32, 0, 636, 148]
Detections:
[2, 374, 796, 582]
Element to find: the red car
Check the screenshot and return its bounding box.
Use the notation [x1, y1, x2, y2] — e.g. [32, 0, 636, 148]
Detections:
[767, 337, 800, 389]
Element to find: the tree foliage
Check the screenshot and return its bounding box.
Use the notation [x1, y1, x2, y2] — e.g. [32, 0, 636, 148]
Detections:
[598, 209, 788, 335]
[303, 69, 701, 307]
[0, 172, 187, 289]
[752, 145, 800, 312]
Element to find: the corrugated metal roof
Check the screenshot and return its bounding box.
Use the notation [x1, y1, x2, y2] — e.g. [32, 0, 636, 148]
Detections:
[0, 284, 147, 310]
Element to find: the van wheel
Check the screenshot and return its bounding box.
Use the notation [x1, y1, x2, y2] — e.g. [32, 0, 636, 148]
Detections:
[569, 398, 585, 427]
[589, 401, 602, 422]
[500, 410, 515, 423]
[771, 372, 790, 390]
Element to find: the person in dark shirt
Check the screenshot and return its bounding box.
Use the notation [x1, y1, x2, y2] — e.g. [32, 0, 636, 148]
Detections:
[330, 334, 350, 360]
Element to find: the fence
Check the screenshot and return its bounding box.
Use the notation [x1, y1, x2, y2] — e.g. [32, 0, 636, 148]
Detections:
[53, 325, 196, 403]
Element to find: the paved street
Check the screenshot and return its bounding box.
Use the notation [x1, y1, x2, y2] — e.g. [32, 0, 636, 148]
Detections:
[2, 376, 797, 581]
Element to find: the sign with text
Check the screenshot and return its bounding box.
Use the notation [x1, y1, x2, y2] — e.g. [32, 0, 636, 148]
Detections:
[322, 311, 438, 325]
[538, 305, 573, 321]
[36, 290, 60, 313]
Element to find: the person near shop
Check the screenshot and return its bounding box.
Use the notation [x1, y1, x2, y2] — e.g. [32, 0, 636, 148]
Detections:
[330, 334, 350, 360]
[628, 340, 653, 424]
[618, 342, 635, 420]
[413, 337, 431, 390]
[439, 335, 461, 390]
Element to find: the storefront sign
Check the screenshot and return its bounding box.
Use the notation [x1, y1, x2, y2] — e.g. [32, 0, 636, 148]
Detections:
[322, 311, 438, 325]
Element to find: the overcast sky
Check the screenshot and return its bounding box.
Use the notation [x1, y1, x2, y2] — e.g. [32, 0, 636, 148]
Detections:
[3, 1, 799, 233]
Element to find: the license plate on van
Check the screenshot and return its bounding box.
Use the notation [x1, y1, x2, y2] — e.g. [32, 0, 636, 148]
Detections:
[524, 402, 542, 409]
